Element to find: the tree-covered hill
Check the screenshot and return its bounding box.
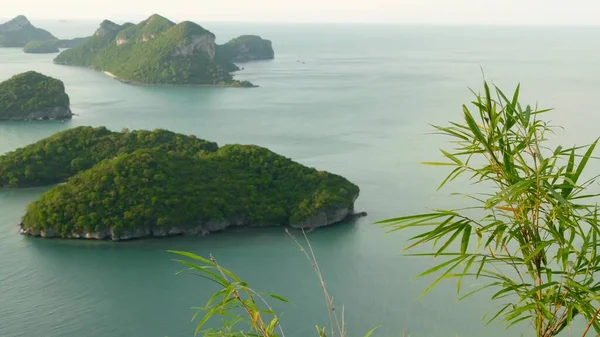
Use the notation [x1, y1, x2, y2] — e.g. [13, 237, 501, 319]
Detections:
[11, 127, 360, 239]
[0, 71, 71, 120]
[0, 126, 218, 187]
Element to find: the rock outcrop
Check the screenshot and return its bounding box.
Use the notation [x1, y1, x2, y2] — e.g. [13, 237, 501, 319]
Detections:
[2, 106, 72, 121]
[20, 210, 364, 241]
[94, 20, 122, 36]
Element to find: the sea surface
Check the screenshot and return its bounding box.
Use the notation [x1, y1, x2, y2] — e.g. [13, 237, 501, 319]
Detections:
[2, 21, 600, 337]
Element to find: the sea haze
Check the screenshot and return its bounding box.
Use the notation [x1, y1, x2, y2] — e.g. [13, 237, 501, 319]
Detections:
[1, 21, 600, 337]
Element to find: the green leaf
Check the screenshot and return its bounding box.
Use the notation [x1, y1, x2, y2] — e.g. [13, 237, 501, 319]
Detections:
[460, 225, 472, 255]
[268, 294, 290, 304]
[363, 325, 381, 337]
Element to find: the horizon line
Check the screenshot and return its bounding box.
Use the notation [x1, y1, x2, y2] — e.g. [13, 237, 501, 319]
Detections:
[3, 17, 600, 27]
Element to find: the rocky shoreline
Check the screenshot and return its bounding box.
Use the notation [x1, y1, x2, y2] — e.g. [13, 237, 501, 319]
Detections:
[102, 71, 257, 88]
[0, 106, 73, 121]
[19, 209, 368, 241]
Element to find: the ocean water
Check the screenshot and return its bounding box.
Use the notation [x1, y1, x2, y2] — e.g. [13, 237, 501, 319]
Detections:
[2, 21, 600, 337]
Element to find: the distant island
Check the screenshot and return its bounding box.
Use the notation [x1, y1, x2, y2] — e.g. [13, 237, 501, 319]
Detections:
[218, 35, 275, 62]
[1, 127, 362, 240]
[0, 71, 72, 121]
[0, 15, 90, 52]
[23, 40, 59, 53]
[23, 37, 91, 54]
[53, 14, 274, 87]
[0, 15, 55, 47]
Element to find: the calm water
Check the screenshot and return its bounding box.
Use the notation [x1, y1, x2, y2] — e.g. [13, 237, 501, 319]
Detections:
[2, 21, 600, 337]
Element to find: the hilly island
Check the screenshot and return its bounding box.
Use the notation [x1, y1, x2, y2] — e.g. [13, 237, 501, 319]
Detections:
[0, 15, 89, 51]
[53, 14, 274, 86]
[0, 71, 72, 121]
[0, 127, 361, 240]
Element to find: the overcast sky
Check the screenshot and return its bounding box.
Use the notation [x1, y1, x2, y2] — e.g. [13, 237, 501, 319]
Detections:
[2, 0, 600, 24]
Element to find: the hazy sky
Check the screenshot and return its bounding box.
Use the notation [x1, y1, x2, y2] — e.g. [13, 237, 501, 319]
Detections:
[2, 0, 600, 24]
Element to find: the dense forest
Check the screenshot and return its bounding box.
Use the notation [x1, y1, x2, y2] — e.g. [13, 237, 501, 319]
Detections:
[53, 15, 266, 86]
[0, 126, 217, 187]
[14, 127, 358, 238]
[0, 71, 70, 119]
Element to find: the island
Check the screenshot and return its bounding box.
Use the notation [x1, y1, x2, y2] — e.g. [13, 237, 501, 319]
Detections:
[0, 127, 363, 240]
[23, 40, 59, 53]
[53, 14, 274, 86]
[0, 15, 56, 47]
[218, 35, 275, 62]
[56, 36, 90, 49]
[0, 71, 72, 121]
[22, 37, 90, 54]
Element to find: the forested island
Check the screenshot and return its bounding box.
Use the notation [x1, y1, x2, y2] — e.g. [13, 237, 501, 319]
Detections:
[53, 14, 274, 86]
[0, 71, 72, 120]
[0, 127, 361, 240]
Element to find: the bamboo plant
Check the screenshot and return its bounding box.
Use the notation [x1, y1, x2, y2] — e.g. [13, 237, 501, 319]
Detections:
[379, 82, 600, 337]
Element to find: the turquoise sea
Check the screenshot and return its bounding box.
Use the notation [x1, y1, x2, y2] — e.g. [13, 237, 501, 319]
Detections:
[2, 21, 600, 337]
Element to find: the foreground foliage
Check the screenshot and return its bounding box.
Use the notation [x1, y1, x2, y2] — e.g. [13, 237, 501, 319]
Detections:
[379, 82, 600, 336]
[0, 71, 69, 119]
[170, 230, 378, 337]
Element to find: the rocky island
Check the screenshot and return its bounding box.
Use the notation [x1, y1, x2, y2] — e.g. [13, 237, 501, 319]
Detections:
[0, 127, 362, 240]
[0, 71, 72, 121]
[53, 14, 274, 86]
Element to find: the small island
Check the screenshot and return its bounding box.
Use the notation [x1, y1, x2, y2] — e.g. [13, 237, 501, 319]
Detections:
[0, 71, 72, 121]
[0, 127, 363, 240]
[0, 15, 55, 47]
[22, 37, 90, 54]
[218, 35, 275, 62]
[23, 40, 60, 53]
[53, 14, 274, 87]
